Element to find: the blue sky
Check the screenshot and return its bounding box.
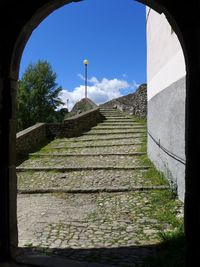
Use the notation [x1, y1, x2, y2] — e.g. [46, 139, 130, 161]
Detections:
[19, 0, 146, 110]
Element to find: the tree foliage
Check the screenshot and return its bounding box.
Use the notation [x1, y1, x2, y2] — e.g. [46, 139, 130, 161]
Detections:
[17, 60, 67, 131]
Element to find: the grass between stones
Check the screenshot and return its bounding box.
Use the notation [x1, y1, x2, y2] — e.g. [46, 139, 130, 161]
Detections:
[137, 125, 185, 266]
[17, 112, 185, 266]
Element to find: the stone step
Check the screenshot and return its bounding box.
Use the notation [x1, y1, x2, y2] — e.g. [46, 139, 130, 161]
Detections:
[45, 144, 143, 154]
[50, 142, 143, 149]
[18, 154, 144, 169]
[92, 126, 146, 130]
[17, 165, 151, 172]
[99, 108, 117, 110]
[102, 116, 131, 119]
[18, 185, 169, 194]
[99, 107, 116, 109]
[16, 108, 184, 267]
[29, 152, 146, 157]
[101, 114, 124, 117]
[104, 118, 140, 122]
[99, 125, 147, 129]
[100, 111, 118, 113]
[99, 109, 122, 112]
[50, 138, 143, 148]
[18, 169, 164, 187]
[82, 130, 146, 135]
[17, 169, 168, 192]
[100, 113, 124, 116]
[98, 122, 144, 126]
[52, 135, 145, 142]
[100, 110, 123, 113]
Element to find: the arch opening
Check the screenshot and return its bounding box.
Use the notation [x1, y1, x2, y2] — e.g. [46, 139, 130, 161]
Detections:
[1, 0, 195, 265]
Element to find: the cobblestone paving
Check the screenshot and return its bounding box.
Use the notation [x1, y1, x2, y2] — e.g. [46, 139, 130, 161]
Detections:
[46, 145, 143, 154]
[18, 169, 161, 191]
[19, 155, 143, 168]
[49, 138, 143, 147]
[52, 133, 145, 141]
[17, 108, 183, 267]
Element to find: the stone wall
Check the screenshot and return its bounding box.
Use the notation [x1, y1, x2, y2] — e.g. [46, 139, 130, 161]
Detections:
[16, 123, 47, 155]
[132, 85, 147, 118]
[64, 107, 103, 137]
[100, 84, 147, 118]
[69, 98, 97, 116]
[65, 97, 98, 119]
[47, 107, 103, 138]
[16, 108, 103, 156]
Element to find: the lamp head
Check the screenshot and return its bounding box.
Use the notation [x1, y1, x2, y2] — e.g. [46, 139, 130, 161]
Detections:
[83, 59, 89, 65]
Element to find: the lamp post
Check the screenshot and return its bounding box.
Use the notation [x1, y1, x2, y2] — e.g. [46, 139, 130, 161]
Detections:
[83, 59, 89, 98]
[66, 99, 69, 110]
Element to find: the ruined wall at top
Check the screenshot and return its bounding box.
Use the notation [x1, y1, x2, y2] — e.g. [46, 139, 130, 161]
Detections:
[100, 84, 147, 119]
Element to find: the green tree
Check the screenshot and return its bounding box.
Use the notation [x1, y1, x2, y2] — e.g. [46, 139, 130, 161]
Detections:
[17, 60, 64, 131]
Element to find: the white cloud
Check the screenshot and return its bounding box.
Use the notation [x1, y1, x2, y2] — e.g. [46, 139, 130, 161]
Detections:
[77, 74, 100, 84]
[77, 74, 85, 81]
[59, 76, 130, 111]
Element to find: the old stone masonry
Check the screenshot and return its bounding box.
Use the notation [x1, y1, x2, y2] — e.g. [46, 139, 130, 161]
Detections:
[17, 108, 183, 267]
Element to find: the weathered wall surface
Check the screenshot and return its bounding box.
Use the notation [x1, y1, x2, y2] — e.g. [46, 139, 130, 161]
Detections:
[68, 97, 98, 116]
[146, 7, 186, 200]
[16, 108, 104, 155]
[148, 77, 186, 200]
[47, 107, 103, 138]
[16, 123, 47, 155]
[100, 84, 147, 118]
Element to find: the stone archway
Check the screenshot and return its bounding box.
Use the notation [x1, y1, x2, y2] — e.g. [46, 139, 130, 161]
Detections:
[0, 1, 200, 265]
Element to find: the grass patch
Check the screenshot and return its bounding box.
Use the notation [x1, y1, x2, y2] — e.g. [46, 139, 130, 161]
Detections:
[136, 131, 170, 186]
[138, 148, 169, 186]
[144, 168, 168, 185]
[121, 111, 147, 124]
[132, 116, 147, 125]
[147, 190, 183, 228]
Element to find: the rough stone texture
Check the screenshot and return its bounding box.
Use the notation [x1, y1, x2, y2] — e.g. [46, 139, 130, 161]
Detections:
[100, 84, 147, 118]
[16, 105, 104, 157]
[17, 170, 160, 192]
[47, 107, 104, 138]
[16, 123, 47, 155]
[16, 108, 183, 266]
[67, 98, 98, 118]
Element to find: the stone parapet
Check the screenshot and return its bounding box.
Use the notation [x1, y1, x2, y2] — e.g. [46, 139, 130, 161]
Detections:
[16, 123, 47, 155]
[47, 107, 103, 138]
[16, 108, 103, 156]
[64, 107, 103, 137]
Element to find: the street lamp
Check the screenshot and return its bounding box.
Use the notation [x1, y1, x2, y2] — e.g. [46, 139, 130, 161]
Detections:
[66, 99, 69, 110]
[83, 59, 89, 98]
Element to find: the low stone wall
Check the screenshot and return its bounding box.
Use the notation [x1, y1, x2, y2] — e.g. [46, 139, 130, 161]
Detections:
[16, 108, 103, 156]
[16, 123, 47, 155]
[47, 107, 103, 138]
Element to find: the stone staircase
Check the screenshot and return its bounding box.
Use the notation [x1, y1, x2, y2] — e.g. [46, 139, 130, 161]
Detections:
[17, 107, 183, 267]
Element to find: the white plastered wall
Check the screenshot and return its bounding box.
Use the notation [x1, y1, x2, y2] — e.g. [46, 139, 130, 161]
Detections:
[146, 8, 186, 100]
